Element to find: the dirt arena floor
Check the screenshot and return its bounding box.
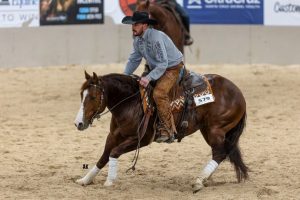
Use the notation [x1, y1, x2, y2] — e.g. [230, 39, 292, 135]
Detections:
[0, 63, 299, 199]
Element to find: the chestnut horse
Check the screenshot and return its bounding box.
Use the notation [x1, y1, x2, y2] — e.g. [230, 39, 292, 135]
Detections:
[74, 71, 248, 193]
[136, 0, 185, 53]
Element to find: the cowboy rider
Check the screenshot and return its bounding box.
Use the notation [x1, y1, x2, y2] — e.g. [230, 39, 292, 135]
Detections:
[122, 11, 186, 143]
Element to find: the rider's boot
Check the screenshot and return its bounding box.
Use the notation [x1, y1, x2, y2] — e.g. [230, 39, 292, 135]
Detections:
[155, 122, 175, 143]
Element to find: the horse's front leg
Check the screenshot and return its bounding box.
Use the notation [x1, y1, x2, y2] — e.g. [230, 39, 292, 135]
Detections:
[103, 136, 148, 186]
[76, 129, 120, 186]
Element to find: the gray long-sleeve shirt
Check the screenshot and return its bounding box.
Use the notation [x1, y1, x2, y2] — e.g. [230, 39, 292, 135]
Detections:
[124, 28, 183, 81]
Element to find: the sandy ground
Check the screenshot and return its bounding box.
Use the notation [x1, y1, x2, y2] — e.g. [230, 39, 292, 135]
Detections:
[0, 63, 299, 200]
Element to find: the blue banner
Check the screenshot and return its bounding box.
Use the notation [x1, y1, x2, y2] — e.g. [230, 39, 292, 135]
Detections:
[184, 0, 264, 24]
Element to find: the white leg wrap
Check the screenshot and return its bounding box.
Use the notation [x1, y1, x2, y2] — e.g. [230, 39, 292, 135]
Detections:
[201, 160, 219, 179]
[76, 165, 100, 186]
[193, 160, 219, 192]
[104, 157, 118, 187]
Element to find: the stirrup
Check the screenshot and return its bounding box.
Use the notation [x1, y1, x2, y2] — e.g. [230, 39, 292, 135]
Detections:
[155, 134, 175, 143]
[155, 135, 170, 143]
[166, 134, 175, 143]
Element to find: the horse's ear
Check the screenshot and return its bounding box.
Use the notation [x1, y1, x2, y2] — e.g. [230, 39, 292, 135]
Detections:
[146, 0, 150, 7]
[85, 70, 91, 80]
[92, 72, 99, 83]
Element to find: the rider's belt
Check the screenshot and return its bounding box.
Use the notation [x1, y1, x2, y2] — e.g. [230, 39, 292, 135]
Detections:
[166, 61, 184, 71]
[166, 62, 186, 84]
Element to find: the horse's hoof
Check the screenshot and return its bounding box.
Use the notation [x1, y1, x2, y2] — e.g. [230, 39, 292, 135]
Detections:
[192, 183, 204, 193]
[76, 178, 91, 186]
[192, 178, 204, 193]
[104, 180, 113, 187]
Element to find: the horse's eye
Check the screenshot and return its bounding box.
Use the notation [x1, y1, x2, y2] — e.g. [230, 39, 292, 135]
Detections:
[90, 96, 96, 100]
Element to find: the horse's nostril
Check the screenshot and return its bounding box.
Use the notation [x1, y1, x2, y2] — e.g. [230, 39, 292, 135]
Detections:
[78, 122, 83, 129]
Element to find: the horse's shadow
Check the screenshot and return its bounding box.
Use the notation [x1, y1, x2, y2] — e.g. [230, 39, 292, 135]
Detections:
[203, 178, 238, 187]
[70, 171, 239, 193]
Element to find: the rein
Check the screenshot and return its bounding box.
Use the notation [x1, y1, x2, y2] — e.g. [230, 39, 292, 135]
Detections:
[127, 85, 153, 173]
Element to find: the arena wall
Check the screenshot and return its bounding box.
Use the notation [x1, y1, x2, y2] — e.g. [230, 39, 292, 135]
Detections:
[0, 17, 300, 68]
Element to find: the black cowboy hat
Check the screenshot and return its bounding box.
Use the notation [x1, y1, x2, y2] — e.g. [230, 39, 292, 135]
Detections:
[122, 11, 157, 25]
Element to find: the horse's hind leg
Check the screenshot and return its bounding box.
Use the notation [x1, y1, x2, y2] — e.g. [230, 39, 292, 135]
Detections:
[193, 128, 227, 193]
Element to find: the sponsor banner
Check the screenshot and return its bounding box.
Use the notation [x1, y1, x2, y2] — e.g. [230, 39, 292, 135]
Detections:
[264, 0, 300, 26]
[40, 0, 104, 25]
[184, 0, 264, 24]
[0, 0, 39, 27]
[105, 0, 263, 25]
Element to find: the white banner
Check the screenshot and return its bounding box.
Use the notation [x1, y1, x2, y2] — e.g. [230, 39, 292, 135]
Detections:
[264, 0, 300, 26]
[105, 0, 183, 24]
[104, 0, 124, 24]
[0, 0, 39, 28]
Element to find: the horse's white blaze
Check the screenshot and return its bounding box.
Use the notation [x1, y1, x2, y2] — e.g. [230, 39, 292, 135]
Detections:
[76, 165, 100, 186]
[74, 89, 88, 126]
[104, 157, 118, 186]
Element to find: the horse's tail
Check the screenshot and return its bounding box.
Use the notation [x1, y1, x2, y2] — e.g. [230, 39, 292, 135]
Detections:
[225, 112, 249, 182]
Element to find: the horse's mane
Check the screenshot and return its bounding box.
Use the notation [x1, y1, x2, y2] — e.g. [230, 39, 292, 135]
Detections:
[102, 73, 139, 94]
[81, 73, 139, 94]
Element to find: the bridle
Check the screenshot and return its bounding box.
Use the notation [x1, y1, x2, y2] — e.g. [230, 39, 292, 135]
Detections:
[88, 84, 105, 125]
[87, 83, 140, 125]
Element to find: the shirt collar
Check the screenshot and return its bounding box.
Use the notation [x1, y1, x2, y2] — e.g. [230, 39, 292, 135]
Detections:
[142, 28, 150, 40]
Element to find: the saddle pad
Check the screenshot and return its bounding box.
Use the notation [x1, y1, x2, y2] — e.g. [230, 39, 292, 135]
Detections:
[170, 72, 215, 112]
[139, 72, 215, 114]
